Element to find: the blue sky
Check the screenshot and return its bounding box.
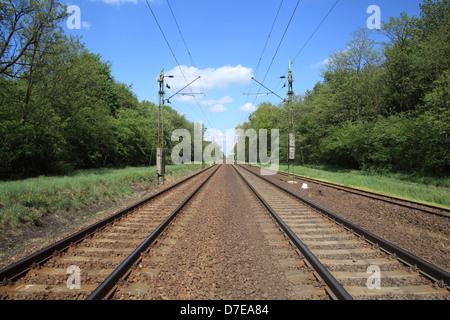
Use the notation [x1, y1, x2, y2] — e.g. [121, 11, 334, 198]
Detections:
[63, 0, 424, 154]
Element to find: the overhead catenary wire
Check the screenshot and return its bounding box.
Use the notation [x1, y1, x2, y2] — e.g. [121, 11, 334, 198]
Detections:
[145, 0, 213, 129]
[268, 0, 340, 103]
[265, 0, 341, 174]
[166, 0, 217, 130]
[239, 0, 285, 125]
[245, 0, 285, 99]
[165, 82, 211, 125]
[292, 0, 340, 64]
[145, 0, 178, 67]
[252, 0, 301, 106]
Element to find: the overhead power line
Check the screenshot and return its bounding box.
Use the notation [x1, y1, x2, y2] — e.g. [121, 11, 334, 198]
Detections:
[269, 0, 341, 102]
[145, 0, 179, 66]
[240, 0, 284, 125]
[166, 0, 217, 130]
[251, 0, 285, 90]
[145, 0, 213, 128]
[252, 0, 301, 106]
[291, 0, 340, 64]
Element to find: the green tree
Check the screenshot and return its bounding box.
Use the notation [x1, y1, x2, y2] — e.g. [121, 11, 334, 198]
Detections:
[0, 0, 68, 77]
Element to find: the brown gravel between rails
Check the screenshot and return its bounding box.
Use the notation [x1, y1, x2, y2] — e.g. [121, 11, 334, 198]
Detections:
[114, 164, 327, 300]
[2, 162, 448, 294]
[0, 169, 202, 270]
[242, 165, 450, 272]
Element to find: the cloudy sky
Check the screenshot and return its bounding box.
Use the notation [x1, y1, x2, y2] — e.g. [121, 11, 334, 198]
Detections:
[63, 0, 424, 155]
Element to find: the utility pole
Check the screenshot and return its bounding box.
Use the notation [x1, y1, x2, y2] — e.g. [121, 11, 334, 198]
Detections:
[286, 60, 296, 184]
[156, 69, 200, 185]
[157, 69, 166, 185]
[250, 63, 296, 182]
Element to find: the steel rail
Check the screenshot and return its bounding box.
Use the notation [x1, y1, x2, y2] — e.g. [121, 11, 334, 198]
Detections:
[0, 165, 217, 284]
[237, 164, 450, 288]
[232, 165, 353, 300]
[87, 164, 221, 300]
[247, 164, 450, 218]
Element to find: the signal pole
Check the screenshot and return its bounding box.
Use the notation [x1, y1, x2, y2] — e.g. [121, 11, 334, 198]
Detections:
[286, 60, 296, 184]
[250, 62, 296, 182]
[157, 69, 166, 185]
[156, 69, 200, 185]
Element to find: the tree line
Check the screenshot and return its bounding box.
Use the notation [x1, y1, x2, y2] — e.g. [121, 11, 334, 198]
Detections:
[237, 0, 449, 176]
[0, 0, 197, 179]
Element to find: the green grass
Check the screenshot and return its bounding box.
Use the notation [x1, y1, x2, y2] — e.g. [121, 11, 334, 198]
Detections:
[0, 164, 202, 227]
[258, 163, 450, 209]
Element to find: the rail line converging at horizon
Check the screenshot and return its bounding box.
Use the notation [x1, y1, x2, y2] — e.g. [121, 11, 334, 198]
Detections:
[0, 165, 219, 299]
[233, 164, 449, 300]
[249, 164, 449, 218]
[0, 163, 448, 300]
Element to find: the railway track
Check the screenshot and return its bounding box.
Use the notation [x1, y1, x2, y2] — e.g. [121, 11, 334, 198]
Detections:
[0, 164, 219, 300]
[109, 164, 331, 300]
[234, 164, 449, 299]
[244, 164, 450, 218]
[0, 163, 448, 300]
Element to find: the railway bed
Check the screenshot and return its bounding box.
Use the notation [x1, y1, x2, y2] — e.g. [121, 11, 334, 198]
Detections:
[0, 163, 448, 300]
[245, 164, 450, 218]
[0, 165, 218, 300]
[242, 164, 450, 271]
[111, 164, 328, 300]
[234, 164, 449, 300]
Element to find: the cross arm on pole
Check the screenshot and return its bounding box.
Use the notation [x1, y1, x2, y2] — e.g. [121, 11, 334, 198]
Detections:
[251, 77, 286, 103]
[165, 76, 201, 104]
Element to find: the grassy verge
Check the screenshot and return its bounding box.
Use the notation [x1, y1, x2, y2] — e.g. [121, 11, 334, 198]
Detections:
[0, 164, 202, 228]
[257, 163, 450, 209]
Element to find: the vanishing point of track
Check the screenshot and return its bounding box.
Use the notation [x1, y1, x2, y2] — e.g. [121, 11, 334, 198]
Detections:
[0, 163, 448, 300]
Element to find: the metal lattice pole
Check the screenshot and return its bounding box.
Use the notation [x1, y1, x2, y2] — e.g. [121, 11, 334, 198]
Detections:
[157, 69, 166, 185]
[287, 61, 296, 184]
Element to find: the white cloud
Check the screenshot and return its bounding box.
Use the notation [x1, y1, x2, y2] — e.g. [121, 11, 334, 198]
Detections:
[81, 21, 92, 30]
[172, 94, 198, 104]
[209, 104, 227, 113]
[310, 58, 330, 69]
[164, 65, 252, 115]
[88, 0, 163, 6]
[165, 65, 253, 91]
[200, 96, 233, 113]
[203, 128, 237, 157]
[91, 0, 139, 4]
[240, 103, 257, 113]
[201, 96, 234, 106]
[204, 128, 224, 142]
[173, 95, 233, 113]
